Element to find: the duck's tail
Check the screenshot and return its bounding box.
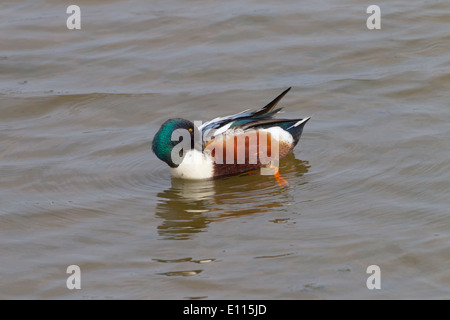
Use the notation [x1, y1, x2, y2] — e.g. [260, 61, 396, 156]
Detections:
[285, 117, 311, 144]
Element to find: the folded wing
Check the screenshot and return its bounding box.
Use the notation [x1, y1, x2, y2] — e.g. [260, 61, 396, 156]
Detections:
[199, 87, 291, 142]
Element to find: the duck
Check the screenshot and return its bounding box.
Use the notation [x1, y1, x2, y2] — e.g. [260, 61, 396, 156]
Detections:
[152, 87, 310, 186]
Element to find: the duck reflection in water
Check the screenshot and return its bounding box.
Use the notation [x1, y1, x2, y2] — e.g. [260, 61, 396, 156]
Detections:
[155, 154, 310, 240]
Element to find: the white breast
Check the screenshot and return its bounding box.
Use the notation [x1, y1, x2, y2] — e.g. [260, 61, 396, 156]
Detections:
[170, 149, 214, 180]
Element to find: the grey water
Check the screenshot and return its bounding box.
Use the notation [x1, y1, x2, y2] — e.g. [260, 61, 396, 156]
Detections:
[1, 0, 449, 299]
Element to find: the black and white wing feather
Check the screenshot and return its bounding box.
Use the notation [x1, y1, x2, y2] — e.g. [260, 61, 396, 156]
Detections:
[199, 87, 291, 142]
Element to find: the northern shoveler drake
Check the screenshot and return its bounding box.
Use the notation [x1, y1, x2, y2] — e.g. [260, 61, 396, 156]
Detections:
[152, 87, 310, 186]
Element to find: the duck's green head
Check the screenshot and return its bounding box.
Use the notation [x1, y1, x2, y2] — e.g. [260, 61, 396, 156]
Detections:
[152, 118, 201, 168]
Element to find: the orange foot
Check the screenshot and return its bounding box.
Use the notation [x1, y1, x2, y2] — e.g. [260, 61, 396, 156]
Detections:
[271, 165, 289, 187]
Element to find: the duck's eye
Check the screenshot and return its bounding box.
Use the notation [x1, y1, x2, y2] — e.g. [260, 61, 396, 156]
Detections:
[188, 128, 193, 132]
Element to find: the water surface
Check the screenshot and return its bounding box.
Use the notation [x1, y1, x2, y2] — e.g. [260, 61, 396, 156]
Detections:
[1, 0, 450, 299]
